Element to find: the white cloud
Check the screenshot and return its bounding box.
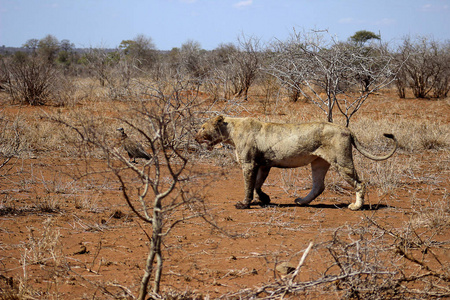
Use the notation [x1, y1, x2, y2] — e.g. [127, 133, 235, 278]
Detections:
[420, 3, 449, 12]
[234, 0, 253, 9]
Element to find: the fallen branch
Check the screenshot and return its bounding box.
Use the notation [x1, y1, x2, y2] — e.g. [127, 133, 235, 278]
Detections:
[289, 242, 313, 284]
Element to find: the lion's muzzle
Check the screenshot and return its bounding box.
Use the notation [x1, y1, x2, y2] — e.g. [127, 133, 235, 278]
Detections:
[195, 131, 214, 151]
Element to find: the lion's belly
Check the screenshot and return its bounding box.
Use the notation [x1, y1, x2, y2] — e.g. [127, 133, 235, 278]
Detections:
[269, 154, 316, 168]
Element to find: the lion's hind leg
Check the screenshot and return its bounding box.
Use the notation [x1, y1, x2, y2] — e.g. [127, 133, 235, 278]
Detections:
[295, 158, 330, 206]
[335, 163, 366, 211]
[348, 182, 365, 211]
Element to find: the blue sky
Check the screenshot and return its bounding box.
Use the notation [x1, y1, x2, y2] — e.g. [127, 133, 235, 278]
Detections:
[0, 0, 449, 50]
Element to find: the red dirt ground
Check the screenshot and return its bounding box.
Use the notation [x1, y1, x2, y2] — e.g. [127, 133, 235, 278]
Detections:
[0, 92, 449, 299]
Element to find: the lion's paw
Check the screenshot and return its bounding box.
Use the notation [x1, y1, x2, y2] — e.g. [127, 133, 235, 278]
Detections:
[256, 192, 271, 205]
[294, 198, 310, 206]
[348, 203, 362, 211]
[235, 201, 251, 209]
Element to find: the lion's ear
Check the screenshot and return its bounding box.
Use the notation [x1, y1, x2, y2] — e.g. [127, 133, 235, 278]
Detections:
[214, 115, 224, 125]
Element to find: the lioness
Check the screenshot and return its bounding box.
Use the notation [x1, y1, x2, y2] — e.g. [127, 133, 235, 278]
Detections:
[195, 116, 398, 210]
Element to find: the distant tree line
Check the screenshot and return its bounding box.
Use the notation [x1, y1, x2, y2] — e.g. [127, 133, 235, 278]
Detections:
[0, 31, 448, 108]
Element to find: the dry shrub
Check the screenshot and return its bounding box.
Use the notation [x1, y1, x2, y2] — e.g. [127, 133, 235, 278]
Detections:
[15, 218, 68, 299]
[106, 66, 138, 101]
[253, 74, 282, 115]
[162, 289, 204, 300]
[323, 217, 449, 299]
[0, 111, 74, 156]
[0, 275, 22, 300]
[40, 108, 121, 158]
[0, 196, 19, 216]
[33, 195, 62, 213]
[71, 77, 110, 102]
[0, 113, 30, 159]
[20, 114, 72, 154]
[3, 57, 81, 107]
[3, 56, 57, 105]
[74, 193, 101, 212]
[51, 75, 80, 107]
[22, 218, 64, 266]
[225, 212, 450, 299]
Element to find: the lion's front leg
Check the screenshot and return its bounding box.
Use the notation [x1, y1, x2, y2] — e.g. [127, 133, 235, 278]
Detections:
[255, 166, 271, 206]
[235, 163, 258, 209]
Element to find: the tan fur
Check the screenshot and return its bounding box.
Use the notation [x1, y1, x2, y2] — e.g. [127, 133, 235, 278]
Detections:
[195, 116, 398, 210]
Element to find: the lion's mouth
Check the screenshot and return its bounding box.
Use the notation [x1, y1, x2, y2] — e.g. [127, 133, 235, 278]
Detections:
[195, 137, 215, 151]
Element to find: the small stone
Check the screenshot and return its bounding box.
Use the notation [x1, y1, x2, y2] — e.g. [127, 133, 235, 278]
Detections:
[276, 262, 296, 275]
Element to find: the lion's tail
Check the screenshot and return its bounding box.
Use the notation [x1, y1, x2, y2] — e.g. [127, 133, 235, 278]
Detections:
[352, 133, 398, 161]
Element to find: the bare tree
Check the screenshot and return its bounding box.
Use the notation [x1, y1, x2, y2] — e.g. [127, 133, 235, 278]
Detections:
[394, 61, 408, 99]
[267, 30, 396, 126]
[233, 34, 261, 100]
[178, 39, 208, 80]
[82, 47, 136, 99]
[206, 43, 240, 99]
[396, 36, 450, 99]
[81, 47, 112, 87]
[50, 78, 208, 298]
[112, 80, 210, 298]
[204, 35, 261, 101]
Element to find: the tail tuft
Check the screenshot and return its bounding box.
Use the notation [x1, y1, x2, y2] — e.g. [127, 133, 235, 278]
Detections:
[383, 133, 395, 139]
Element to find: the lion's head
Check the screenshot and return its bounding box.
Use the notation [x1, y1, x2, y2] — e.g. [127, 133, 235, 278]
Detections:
[195, 115, 228, 150]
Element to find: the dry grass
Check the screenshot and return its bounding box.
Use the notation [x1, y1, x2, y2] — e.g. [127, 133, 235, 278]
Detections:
[354, 154, 413, 196]
[410, 193, 450, 229]
[21, 218, 64, 266]
[352, 117, 450, 153]
[0, 113, 30, 158]
[0, 78, 448, 299]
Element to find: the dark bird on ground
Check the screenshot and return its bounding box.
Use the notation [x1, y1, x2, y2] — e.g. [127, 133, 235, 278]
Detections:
[117, 127, 151, 163]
